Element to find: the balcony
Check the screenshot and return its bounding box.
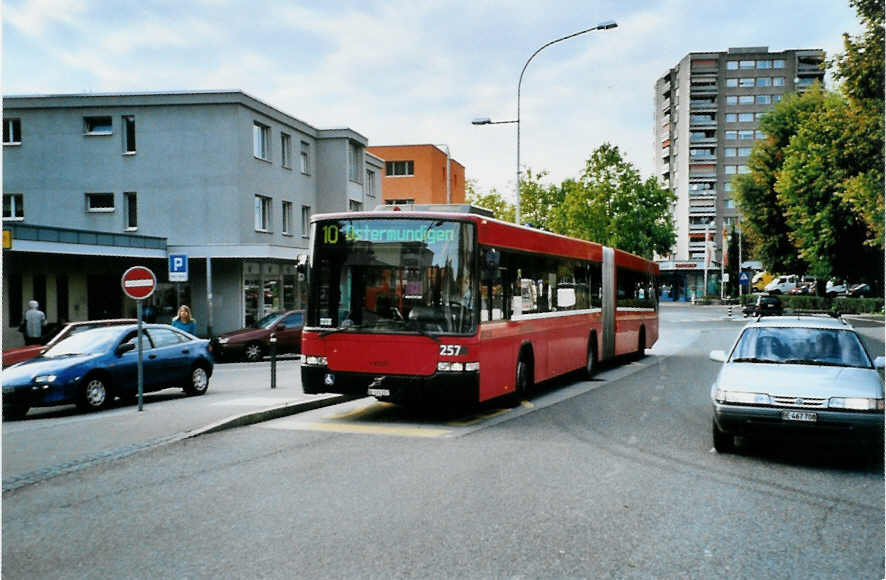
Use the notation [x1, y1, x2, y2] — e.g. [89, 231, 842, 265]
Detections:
[689, 189, 717, 198]
[689, 154, 717, 162]
[690, 99, 717, 111]
[689, 118, 716, 128]
[661, 98, 671, 111]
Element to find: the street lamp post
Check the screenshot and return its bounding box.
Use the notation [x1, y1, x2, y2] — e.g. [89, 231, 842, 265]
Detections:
[472, 20, 617, 225]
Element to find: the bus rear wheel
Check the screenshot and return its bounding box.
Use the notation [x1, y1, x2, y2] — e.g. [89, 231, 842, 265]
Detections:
[585, 337, 597, 379]
[514, 353, 533, 403]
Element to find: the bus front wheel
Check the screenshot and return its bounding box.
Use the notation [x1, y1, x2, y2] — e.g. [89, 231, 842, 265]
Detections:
[515, 353, 533, 402]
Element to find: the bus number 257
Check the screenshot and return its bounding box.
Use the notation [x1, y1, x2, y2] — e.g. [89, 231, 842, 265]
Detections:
[439, 344, 464, 357]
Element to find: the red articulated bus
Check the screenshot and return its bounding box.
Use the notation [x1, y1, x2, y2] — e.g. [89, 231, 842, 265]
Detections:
[301, 205, 659, 407]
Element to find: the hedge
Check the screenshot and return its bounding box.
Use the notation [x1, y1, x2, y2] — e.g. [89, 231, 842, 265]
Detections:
[737, 294, 884, 314]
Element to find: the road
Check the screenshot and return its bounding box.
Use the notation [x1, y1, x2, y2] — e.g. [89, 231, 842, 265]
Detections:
[3, 304, 884, 578]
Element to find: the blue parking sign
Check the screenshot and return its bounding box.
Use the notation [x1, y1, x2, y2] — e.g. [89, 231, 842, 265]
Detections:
[169, 254, 188, 282]
[739, 271, 749, 286]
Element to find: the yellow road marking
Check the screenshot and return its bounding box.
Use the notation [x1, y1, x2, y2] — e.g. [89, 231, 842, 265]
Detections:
[294, 422, 451, 438]
[521, 400, 534, 408]
[328, 402, 394, 420]
[446, 406, 512, 427]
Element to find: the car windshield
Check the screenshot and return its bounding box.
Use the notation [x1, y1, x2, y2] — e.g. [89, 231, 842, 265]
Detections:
[254, 312, 286, 329]
[309, 218, 476, 335]
[42, 327, 124, 357]
[730, 326, 872, 368]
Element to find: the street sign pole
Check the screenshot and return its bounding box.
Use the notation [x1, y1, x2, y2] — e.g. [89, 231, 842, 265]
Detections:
[137, 300, 144, 412]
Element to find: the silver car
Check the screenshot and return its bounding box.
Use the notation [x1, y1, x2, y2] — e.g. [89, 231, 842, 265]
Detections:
[709, 316, 885, 453]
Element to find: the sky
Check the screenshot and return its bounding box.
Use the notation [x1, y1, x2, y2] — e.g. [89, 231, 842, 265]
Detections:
[2, 0, 863, 202]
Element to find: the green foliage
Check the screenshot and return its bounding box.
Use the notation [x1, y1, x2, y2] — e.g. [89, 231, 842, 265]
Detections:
[465, 179, 515, 223]
[775, 89, 880, 281]
[832, 297, 885, 314]
[831, 0, 885, 105]
[555, 144, 676, 258]
[519, 168, 565, 232]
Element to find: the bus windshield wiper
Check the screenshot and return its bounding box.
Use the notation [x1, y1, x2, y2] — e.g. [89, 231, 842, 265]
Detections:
[317, 324, 365, 338]
[391, 319, 440, 342]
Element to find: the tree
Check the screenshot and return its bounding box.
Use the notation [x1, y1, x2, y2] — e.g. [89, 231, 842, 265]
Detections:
[465, 179, 515, 222]
[519, 168, 565, 232]
[775, 94, 880, 282]
[830, 0, 885, 246]
[559, 144, 675, 258]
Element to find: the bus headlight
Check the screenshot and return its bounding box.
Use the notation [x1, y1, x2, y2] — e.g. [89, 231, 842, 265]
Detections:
[437, 362, 479, 373]
[304, 356, 328, 366]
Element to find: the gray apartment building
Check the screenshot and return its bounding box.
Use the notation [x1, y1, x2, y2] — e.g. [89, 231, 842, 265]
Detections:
[2, 90, 383, 346]
[654, 47, 824, 301]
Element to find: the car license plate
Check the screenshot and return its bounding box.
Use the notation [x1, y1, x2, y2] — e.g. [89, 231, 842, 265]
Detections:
[368, 388, 390, 397]
[782, 411, 817, 423]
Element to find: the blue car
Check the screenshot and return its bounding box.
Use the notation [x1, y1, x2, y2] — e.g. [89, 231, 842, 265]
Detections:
[2, 324, 213, 419]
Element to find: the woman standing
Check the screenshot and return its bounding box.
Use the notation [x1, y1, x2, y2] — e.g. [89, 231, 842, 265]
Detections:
[171, 305, 197, 335]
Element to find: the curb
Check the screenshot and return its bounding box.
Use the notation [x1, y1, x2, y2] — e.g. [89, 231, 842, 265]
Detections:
[183, 394, 354, 438]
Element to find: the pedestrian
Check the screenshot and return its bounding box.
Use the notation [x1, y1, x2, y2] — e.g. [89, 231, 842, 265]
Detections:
[171, 305, 197, 335]
[21, 300, 46, 345]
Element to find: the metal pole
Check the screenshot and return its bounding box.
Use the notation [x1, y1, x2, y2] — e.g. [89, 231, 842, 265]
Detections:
[720, 226, 725, 301]
[137, 300, 144, 412]
[270, 333, 277, 389]
[515, 20, 617, 226]
[206, 256, 214, 338]
[738, 220, 743, 298]
[701, 223, 711, 300]
[444, 145, 451, 204]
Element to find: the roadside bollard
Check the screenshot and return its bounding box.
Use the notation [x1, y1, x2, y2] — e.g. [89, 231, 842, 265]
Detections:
[270, 333, 277, 389]
[728, 305, 733, 319]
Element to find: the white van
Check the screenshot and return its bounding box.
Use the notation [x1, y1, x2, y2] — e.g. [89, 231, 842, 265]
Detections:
[764, 274, 797, 295]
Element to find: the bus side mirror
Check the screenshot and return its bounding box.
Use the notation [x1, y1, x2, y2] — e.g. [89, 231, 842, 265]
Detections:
[296, 255, 308, 274]
[484, 249, 500, 270]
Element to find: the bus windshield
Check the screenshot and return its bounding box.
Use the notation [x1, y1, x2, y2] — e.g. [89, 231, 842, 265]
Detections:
[309, 218, 477, 335]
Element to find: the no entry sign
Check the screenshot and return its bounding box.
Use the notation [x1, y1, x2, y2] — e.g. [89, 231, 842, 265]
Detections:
[121, 266, 157, 300]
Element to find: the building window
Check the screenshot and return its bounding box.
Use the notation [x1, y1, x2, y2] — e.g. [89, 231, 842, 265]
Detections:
[739, 130, 754, 140]
[122, 116, 136, 153]
[124, 192, 137, 229]
[86, 193, 115, 212]
[739, 60, 755, 69]
[756, 95, 771, 105]
[725, 148, 737, 157]
[773, 77, 785, 87]
[3, 194, 24, 219]
[725, 131, 737, 140]
[725, 198, 736, 209]
[727, 61, 738, 70]
[281, 133, 292, 169]
[756, 77, 771, 87]
[726, 79, 738, 88]
[725, 113, 737, 122]
[349, 200, 363, 211]
[387, 198, 415, 205]
[3, 118, 21, 144]
[301, 205, 311, 237]
[726, 96, 738, 105]
[757, 60, 771, 69]
[773, 59, 785, 69]
[385, 160, 414, 176]
[738, 78, 754, 88]
[725, 165, 737, 175]
[253, 122, 270, 161]
[755, 113, 765, 121]
[84, 116, 112, 135]
[738, 95, 754, 105]
[724, 182, 733, 192]
[773, 95, 782, 103]
[756, 130, 766, 139]
[738, 147, 752, 157]
[300, 141, 310, 174]
[366, 169, 376, 198]
[254, 195, 272, 231]
[738, 165, 751, 174]
[348, 142, 362, 183]
[738, 113, 754, 122]
[282, 201, 293, 235]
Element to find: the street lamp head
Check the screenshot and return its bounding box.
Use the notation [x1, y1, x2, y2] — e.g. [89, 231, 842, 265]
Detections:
[471, 117, 492, 125]
[595, 20, 618, 30]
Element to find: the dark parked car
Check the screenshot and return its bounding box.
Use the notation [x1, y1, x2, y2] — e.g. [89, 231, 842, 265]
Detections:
[2, 324, 213, 419]
[2, 318, 136, 368]
[212, 310, 304, 362]
[847, 283, 873, 298]
[743, 294, 783, 317]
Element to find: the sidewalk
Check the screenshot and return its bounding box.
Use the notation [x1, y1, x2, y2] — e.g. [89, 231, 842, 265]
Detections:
[2, 358, 351, 492]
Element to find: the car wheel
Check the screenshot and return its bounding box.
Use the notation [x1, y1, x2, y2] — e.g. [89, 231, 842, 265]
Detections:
[183, 365, 210, 396]
[2, 405, 29, 420]
[712, 420, 735, 453]
[585, 337, 597, 379]
[244, 343, 264, 362]
[78, 375, 111, 411]
[514, 353, 533, 403]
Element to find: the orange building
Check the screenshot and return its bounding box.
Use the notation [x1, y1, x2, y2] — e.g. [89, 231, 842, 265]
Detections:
[366, 144, 465, 206]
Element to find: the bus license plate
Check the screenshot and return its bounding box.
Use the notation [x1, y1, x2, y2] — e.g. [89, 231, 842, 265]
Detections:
[782, 411, 817, 423]
[368, 388, 390, 397]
